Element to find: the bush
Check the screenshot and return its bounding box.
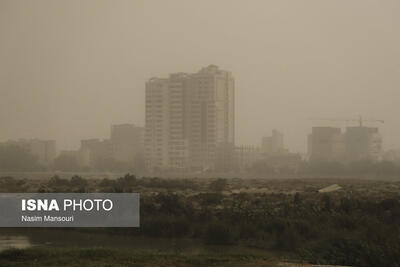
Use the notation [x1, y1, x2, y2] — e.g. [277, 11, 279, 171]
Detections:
[70, 175, 88, 187]
[204, 223, 233, 245]
[48, 175, 70, 187]
[209, 179, 227, 192]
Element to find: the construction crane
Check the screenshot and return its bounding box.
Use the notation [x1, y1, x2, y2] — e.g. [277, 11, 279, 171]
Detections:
[309, 116, 384, 127]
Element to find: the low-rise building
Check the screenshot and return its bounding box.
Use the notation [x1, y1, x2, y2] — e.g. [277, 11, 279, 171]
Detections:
[308, 126, 382, 163]
[261, 130, 284, 155]
[0, 139, 56, 166]
[110, 124, 144, 166]
[235, 145, 262, 170]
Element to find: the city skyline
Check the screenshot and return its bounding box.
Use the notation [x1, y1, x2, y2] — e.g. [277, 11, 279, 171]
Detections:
[0, 63, 393, 155]
[1, 2, 400, 265]
[1, 0, 399, 153]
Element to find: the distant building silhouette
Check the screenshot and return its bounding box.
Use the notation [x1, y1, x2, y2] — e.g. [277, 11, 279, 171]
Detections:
[308, 127, 344, 162]
[0, 139, 56, 166]
[56, 124, 145, 171]
[235, 145, 262, 170]
[308, 126, 382, 162]
[345, 126, 382, 162]
[80, 138, 113, 167]
[110, 124, 144, 164]
[383, 149, 400, 164]
[261, 130, 284, 155]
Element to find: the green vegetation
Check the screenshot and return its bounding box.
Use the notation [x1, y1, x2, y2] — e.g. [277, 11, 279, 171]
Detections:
[0, 247, 276, 267]
[1, 175, 400, 266]
[138, 191, 400, 266]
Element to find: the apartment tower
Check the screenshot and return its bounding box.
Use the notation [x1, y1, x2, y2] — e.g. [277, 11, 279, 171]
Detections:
[145, 65, 234, 172]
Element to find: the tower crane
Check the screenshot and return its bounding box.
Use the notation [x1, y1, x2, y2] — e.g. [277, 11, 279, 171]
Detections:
[308, 116, 384, 127]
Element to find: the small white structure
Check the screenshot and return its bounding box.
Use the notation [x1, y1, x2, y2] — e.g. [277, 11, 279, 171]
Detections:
[318, 184, 342, 193]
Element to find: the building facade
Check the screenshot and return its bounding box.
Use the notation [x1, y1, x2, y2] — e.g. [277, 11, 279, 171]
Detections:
[235, 145, 262, 170]
[308, 127, 344, 162]
[308, 126, 382, 162]
[345, 126, 382, 161]
[79, 138, 113, 167]
[77, 124, 144, 170]
[261, 130, 284, 155]
[111, 124, 144, 164]
[0, 139, 56, 166]
[145, 65, 235, 172]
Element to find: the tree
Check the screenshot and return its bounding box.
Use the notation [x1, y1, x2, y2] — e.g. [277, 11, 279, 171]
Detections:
[209, 178, 228, 192]
[70, 175, 88, 187]
[205, 222, 233, 245]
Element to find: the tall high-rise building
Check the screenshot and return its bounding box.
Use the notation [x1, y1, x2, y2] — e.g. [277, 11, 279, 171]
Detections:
[145, 65, 234, 172]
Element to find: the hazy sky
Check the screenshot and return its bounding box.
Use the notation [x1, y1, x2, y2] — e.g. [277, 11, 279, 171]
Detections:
[0, 0, 399, 153]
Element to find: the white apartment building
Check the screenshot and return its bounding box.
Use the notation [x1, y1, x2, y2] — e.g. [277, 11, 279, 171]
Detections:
[145, 65, 234, 172]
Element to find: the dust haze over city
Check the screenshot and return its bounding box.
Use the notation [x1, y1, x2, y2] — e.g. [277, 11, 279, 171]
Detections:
[3, 1, 400, 266]
[1, 0, 399, 154]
